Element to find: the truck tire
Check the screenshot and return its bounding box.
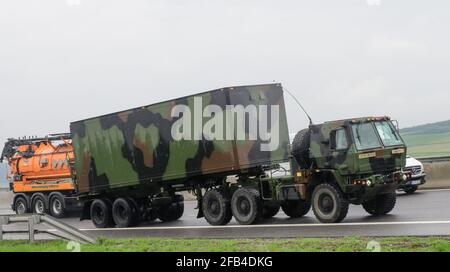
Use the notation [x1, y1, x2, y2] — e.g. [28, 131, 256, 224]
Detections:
[202, 188, 232, 225]
[157, 195, 184, 222]
[403, 186, 418, 194]
[292, 129, 311, 169]
[127, 197, 143, 226]
[281, 200, 311, 218]
[362, 193, 396, 216]
[231, 188, 262, 225]
[90, 199, 114, 228]
[311, 183, 349, 223]
[14, 196, 29, 215]
[263, 204, 281, 218]
[32, 193, 48, 214]
[112, 198, 139, 228]
[49, 193, 66, 218]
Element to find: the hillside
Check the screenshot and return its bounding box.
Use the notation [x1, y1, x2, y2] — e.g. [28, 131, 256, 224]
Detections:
[400, 120, 450, 158]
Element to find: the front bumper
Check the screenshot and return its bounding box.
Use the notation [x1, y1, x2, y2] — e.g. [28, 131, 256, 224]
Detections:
[345, 171, 404, 200]
[399, 174, 426, 188]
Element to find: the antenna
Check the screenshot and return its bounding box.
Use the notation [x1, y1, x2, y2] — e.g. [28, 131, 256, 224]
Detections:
[282, 87, 314, 125]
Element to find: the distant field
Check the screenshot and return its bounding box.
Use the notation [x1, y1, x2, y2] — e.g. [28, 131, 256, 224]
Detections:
[401, 132, 450, 158]
[400, 120, 450, 158]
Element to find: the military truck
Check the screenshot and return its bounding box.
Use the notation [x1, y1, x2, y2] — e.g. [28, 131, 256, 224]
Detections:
[69, 83, 406, 227]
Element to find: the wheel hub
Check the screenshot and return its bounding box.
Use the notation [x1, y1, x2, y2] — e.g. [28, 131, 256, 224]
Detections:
[237, 197, 251, 215]
[319, 194, 334, 214]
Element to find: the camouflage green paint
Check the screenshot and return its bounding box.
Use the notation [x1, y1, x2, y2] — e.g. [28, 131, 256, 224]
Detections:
[70, 83, 290, 195]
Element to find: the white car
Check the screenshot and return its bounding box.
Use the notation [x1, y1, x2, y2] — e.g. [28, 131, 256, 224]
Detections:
[399, 156, 426, 194]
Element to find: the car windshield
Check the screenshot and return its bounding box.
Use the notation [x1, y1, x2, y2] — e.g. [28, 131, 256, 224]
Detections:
[351, 123, 382, 150]
[375, 121, 403, 147]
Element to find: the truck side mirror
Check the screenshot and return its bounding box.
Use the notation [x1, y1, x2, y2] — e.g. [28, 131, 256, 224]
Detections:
[392, 120, 400, 132]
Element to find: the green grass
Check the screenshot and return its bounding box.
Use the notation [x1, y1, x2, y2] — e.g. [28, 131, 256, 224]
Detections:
[0, 237, 449, 252]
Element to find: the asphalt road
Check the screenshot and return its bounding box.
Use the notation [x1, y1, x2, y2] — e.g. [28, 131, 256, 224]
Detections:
[2, 189, 450, 239]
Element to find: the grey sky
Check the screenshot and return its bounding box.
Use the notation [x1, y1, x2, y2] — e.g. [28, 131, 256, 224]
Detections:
[0, 0, 449, 146]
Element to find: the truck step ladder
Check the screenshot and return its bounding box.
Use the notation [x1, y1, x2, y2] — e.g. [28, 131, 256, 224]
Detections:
[0, 214, 96, 244]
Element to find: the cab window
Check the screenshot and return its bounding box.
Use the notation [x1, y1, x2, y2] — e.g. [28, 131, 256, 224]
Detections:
[335, 129, 348, 150]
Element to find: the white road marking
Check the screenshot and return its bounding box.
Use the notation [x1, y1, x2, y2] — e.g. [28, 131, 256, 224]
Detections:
[80, 220, 450, 232]
[417, 188, 450, 193]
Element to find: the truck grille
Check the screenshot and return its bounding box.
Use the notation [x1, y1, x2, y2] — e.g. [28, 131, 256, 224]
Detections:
[404, 166, 422, 175]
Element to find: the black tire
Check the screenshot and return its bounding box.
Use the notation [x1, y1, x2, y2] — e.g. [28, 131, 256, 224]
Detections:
[404, 186, 418, 194]
[231, 188, 262, 225]
[202, 188, 233, 225]
[281, 200, 311, 218]
[49, 194, 66, 218]
[312, 183, 349, 223]
[157, 195, 184, 222]
[90, 199, 114, 228]
[292, 129, 311, 169]
[263, 204, 281, 218]
[14, 196, 29, 215]
[127, 197, 143, 226]
[112, 198, 139, 228]
[31, 193, 48, 214]
[362, 193, 396, 216]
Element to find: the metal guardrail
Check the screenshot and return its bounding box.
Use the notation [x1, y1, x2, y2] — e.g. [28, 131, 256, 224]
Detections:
[0, 214, 96, 244]
[417, 156, 450, 163]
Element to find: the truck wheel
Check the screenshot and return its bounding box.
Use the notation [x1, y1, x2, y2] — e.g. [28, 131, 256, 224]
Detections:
[90, 199, 114, 228]
[281, 200, 311, 218]
[231, 188, 262, 225]
[49, 194, 66, 218]
[112, 198, 138, 228]
[14, 196, 29, 215]
[32, 193, 48, 214]
[127, 197, 143, 226]
[362, 193, 396, 216]
[263, 204, 280, 218]
[157, 196, 184, 222]
[202, 188, 232, 225]
[312, 183, 349, 223]
[404, 186, 418, 194]
[292, 129, 311, 169]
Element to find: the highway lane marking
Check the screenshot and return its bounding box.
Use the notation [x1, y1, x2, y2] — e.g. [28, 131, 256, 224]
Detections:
[417, 188, 450, 193]
[79, 220, 450, 231]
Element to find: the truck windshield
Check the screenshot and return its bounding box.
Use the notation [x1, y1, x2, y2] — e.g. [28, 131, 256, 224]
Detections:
[351, 123, 382, 150]
[374, 121, 403, 147]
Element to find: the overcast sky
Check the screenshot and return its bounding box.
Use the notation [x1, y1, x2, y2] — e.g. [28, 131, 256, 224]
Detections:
[0, 0, 449, 146]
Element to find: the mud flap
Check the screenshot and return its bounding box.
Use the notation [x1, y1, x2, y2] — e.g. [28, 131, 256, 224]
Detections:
[80, 201, 92, 221]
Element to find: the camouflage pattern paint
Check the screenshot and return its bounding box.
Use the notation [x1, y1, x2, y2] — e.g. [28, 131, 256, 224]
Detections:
[70, 84, 290, 195]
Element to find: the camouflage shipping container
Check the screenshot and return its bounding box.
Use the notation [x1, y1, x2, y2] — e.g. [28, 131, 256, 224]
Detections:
[70, 83, 290, 195]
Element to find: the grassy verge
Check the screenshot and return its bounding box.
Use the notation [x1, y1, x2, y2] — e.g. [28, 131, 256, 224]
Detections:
[0, 237, 449, 252]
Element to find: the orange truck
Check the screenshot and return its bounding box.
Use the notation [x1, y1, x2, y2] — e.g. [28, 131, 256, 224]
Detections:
[0, 134, 81, 217]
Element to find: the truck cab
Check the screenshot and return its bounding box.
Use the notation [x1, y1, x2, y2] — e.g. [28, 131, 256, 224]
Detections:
[290, 116, 407, 223]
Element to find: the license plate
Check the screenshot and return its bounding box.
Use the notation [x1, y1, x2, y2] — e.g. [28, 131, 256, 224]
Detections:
[411, 180, 421, 185]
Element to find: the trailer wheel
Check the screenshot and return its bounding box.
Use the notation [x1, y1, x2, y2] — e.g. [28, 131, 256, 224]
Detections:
[362, 193, 396, 216]
[90, 199, 114, 228]
[157, 195, 184, 222]
[112, 198, 138, 228]
[202, 188, 232, 225]
[49, 194, 66, 218]
[14, 196, 29, 215]
[231, 188, 262, 225]
[281, 200, 311, 218]
[263, 204, 280, 218]
[32, 193, 48, 214]
[312, 183, 349, 223]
